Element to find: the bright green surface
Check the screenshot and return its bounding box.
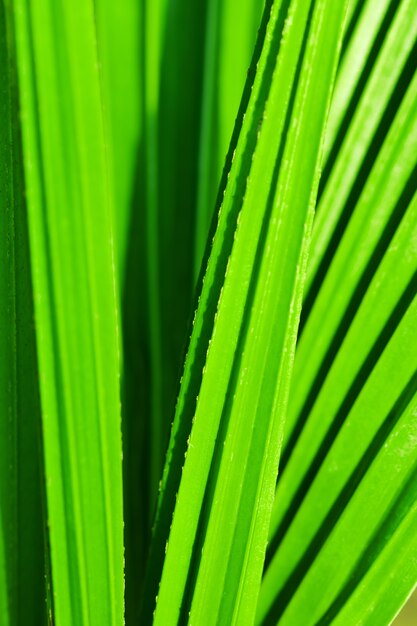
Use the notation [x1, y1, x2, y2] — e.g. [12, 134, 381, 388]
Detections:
[12, 0, 124, 623]
[0, 3, 45, 624]
[145, 0, 347, 623]
[259, 0, 417, 624]
[94, 0, 142, 280]
[2, 0, 417, 624]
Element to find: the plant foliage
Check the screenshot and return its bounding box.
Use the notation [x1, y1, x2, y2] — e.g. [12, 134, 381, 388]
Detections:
[1, 0, 417, 624]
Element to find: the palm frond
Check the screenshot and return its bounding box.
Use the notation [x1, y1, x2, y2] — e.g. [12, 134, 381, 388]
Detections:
[258, 0, 417, 622]
[143, 1, 348, 623]
[12, 0, 124, 622]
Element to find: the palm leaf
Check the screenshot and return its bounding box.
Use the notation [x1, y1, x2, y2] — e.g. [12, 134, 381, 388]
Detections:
[3, 0, 417, 623]
[194, 0, 264, 277]
[11, 0, 124, 623]
[0, 3, 45, 624]
[94, 0, 142, 279]
[143, 0, 348, 623]
[258, 0, 417, 623]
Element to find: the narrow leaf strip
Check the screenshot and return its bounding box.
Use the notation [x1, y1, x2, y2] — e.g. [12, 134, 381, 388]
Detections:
[306, 0, 417, 298]
[0, 2, 45, 623]
[12, 0, 124, 623]
[145, 0, 348, 623]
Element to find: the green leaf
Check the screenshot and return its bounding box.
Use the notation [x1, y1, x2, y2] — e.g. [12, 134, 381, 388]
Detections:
[307, 0, 417, 294]
[193, 0, 264, 278]
[94, 0, 142, 280]
[258, 0, 417, 622]
[0, 3, 46, 624]
[143, 0, 348, 623]
[12, 0, 124, 623]
[4, 0, 417, 623]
